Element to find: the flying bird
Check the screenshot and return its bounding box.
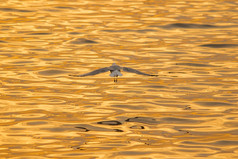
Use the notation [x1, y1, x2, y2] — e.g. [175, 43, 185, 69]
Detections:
[69, 63, 158, 82]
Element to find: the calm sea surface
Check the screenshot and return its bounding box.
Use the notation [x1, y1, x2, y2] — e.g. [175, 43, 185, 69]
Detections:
[0, 0, 238, 158]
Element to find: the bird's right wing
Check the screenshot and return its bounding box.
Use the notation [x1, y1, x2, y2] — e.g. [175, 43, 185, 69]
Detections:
[69, 67, 109, 77]
[123, 67, 158, 76]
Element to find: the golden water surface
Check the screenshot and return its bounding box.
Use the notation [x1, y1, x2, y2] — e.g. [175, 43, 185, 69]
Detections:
[0, 0, 238, 158]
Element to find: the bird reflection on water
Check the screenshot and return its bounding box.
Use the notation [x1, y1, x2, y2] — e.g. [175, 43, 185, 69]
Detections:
[69, 63, 158, 82]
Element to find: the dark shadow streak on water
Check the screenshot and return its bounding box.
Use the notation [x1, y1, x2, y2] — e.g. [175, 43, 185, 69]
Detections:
[0, 40, 7, 43]
[28, 33, 52, 35]
[30, 49, 49, 52]
[38, 69, 68, 76]
[151, 23, 237, 29]
[0, 7, 33, 12]
[55, 6, 75, 9]
[195, 101, 234, 106]
[97, 120, 122, 125]
[70, 38, 97, 44]
[176, 63, 217, 67]
[74, 124, 123, 132]
[200, 44, 238, 48]
[125, 117, 159, 124]
[182, 140, 238, 146]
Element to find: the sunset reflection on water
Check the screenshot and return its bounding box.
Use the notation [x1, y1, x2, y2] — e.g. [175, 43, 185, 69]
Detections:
[0, 0, 238, 158]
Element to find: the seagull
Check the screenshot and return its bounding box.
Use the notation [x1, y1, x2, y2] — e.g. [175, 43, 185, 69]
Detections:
[69, 63, 158, 82]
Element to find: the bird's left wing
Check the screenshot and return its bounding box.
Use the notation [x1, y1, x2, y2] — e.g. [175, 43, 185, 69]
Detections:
[122, 67, 158, 76]
[69, 67, 109, 77]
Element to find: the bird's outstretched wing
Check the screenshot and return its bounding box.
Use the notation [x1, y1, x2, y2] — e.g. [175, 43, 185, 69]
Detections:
[69, 67, 109, 77]
[122, 67, 158, 76]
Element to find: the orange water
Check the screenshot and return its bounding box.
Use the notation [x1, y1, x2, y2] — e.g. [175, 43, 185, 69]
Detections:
[0, 0, 238, 158]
